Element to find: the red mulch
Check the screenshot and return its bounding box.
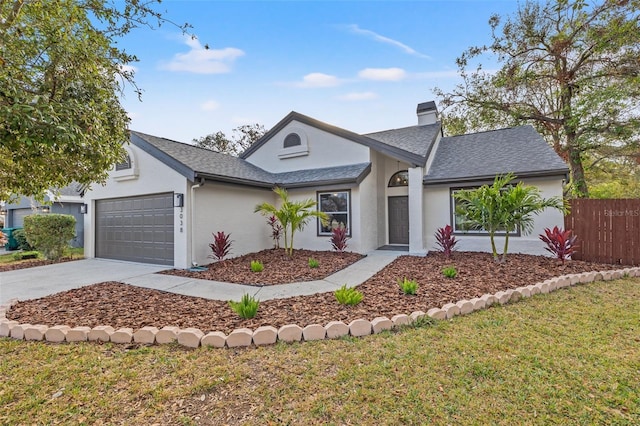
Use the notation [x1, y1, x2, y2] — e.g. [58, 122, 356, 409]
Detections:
[160, 249, 364, 285]
[6, 251, 622, 334]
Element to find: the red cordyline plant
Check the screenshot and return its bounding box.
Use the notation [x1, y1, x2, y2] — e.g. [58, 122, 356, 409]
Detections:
[267, 215, 283, 249]
[539, 226, 578, 264]
[330, 227, 349, 252]
[209, 231, 233, 262]
[434, 225, 458, 257]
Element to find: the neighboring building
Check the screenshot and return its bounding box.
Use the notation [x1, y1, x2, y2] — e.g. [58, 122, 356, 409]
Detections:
[83, 101, 569, 267]
[3, 185, 85, 248]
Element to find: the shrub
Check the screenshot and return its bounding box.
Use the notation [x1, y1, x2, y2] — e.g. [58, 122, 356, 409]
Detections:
[229, 293, 260, 319]
[398, 277, 418, 295]
[266, 215, 283, 249]
[335, 284, 363, 306]
[442, 266, 457, 279]
[434, 225, 457, 257]
[0, 231, 6, 247]
[330, 226, 349, 252]
[308, 257, 319, 268]
[209, 231, 232, 262]
[12, 229, 34, 251]
[539, 226, 578, 264]
[23, 214, 75, 260]
[13, 251, 40, 261]
[250, 260, 264, 272]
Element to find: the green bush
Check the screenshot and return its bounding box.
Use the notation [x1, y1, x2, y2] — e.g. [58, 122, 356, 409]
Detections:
[250, 260, 264, 272]
[12, 229, 34, 251]
[308, 257, 319, 268]
[23, 214, 76, 260]
[335, 284, 363, 306]
[229, 294, 260, 319]
[442, 266, 457, 279]
[13, 251, 40, 261]
[398, 277, 418, 295]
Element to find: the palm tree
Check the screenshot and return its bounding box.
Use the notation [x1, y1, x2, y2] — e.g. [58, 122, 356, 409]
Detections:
[255, 187, 328, 257]
[454, 173, 566, 262]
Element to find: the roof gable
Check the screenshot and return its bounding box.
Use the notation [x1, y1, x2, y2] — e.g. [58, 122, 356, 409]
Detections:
[240, 111, 439, 166]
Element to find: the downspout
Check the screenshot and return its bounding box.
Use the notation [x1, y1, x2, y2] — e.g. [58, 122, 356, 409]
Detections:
[190, 178, 205, 267]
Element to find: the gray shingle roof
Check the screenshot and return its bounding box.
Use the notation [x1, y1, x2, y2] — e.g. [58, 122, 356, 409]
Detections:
[365, 124, 441, 162]
[423, 125, 569, 184]
[130, 131, 370, 188]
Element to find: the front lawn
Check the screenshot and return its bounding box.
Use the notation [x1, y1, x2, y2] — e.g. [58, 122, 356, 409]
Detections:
[1, 278, 638, 424]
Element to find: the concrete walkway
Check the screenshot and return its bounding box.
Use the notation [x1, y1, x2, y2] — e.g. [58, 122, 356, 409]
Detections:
[0, 250, 403, 305]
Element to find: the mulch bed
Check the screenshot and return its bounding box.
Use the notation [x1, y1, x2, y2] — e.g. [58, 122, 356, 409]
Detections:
[6, 251, 622, 334]
[160, 249, 364, 285]
[0, 256, 80, 272]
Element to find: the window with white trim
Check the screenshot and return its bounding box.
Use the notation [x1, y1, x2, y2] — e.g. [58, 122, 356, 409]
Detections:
[317, 190, 350, 236]
[115, 154, 132, 171]
[450, 187, 520, 235]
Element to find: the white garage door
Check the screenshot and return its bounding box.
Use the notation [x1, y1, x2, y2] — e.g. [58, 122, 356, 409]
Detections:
[95, 193, 174, 265]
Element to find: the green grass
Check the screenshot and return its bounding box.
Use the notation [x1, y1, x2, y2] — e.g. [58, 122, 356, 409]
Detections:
[1, 278, 639, 424]
[0, 247, 83, 264]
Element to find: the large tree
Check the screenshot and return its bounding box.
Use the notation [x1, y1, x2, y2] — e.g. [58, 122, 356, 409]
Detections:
[435, 0, 640, 197]
[0, 0, 189, 201]
[193, 123, 266, 156]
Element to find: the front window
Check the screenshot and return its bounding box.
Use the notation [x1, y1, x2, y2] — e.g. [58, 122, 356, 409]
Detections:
[317, 190, 350, 236]
[451, 187, 520, 235]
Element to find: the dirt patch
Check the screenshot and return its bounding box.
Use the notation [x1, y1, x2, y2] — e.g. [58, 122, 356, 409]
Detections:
[6, 252, 620, 334]
[0, 256, 80, 272]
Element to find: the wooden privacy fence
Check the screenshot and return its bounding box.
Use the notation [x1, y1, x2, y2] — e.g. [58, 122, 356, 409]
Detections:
[565, 199, 640, 266]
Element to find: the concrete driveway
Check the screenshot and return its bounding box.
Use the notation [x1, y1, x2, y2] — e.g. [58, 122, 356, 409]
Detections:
[0, 258, 167, 305]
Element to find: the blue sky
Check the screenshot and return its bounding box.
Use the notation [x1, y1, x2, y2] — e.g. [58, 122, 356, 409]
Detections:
[119, 0, 520, 143]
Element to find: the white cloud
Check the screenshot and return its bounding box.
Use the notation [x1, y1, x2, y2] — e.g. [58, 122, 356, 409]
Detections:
[358, 67, 407, 81]
[347, 24, 430, 59]
[162, 36, 245, 74]
[200, 100, 220, 111]
[337, 92, 378, 101]
[295, 72, 342, 88]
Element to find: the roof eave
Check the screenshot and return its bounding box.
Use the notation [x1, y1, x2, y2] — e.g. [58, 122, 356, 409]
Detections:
[278, 163, 372, 189]
[130, 132, 197, 181]
[194, 172, 275, 189]
[422, 168, 570, 185]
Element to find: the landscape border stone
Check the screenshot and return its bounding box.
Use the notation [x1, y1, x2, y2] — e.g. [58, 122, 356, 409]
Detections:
[0, 268, 635, 349]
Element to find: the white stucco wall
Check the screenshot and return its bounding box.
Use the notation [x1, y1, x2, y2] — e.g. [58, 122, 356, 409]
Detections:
[244, 121, 370, 172]
[84, 144, 190, 268]
[423, 176, 566, 256]
[191, 183, 272, 266]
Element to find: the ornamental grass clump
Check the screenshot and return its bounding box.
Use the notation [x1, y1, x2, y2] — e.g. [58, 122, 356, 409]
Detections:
[442, 266, 457, 279]
[250, 260, 264, 272]
[398, 277, 419, 295]
[229, 293, 260, 319]
[335, 284, 363, 306]
[308, 257, 319, 268]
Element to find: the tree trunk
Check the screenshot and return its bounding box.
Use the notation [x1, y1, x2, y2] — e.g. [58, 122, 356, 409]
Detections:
[567, 144, 589, 198]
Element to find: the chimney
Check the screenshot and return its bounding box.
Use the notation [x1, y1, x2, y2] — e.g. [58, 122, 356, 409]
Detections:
[417, 101, 438, 125]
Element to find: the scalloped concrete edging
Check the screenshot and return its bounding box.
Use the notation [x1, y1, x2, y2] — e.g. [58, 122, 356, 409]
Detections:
[1, 267, 638, 349]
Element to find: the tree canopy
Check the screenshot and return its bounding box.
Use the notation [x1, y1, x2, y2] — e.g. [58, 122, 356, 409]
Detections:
[435, 0, 640, 197]
[0, 0, 189, 201]
[193, 124, 266, 156]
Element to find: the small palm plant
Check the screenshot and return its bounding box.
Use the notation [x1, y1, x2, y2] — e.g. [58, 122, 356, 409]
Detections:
[255, 187, 328, 257]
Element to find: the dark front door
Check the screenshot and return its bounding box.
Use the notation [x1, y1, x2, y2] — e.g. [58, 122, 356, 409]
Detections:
[388, 196, 409, 245]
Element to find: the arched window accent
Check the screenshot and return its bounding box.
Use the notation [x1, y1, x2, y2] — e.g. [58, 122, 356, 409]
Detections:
[388, 170, 409, 187]
[115, 153, 132, 171]
[283, 133, 302, 148]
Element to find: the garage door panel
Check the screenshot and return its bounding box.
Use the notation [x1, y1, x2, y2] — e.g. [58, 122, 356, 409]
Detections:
[96, 193, 174, 265]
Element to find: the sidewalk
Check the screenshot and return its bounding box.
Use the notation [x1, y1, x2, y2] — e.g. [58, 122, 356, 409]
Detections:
[1, 250, 404, 304]
[123, 250, 403, 301]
